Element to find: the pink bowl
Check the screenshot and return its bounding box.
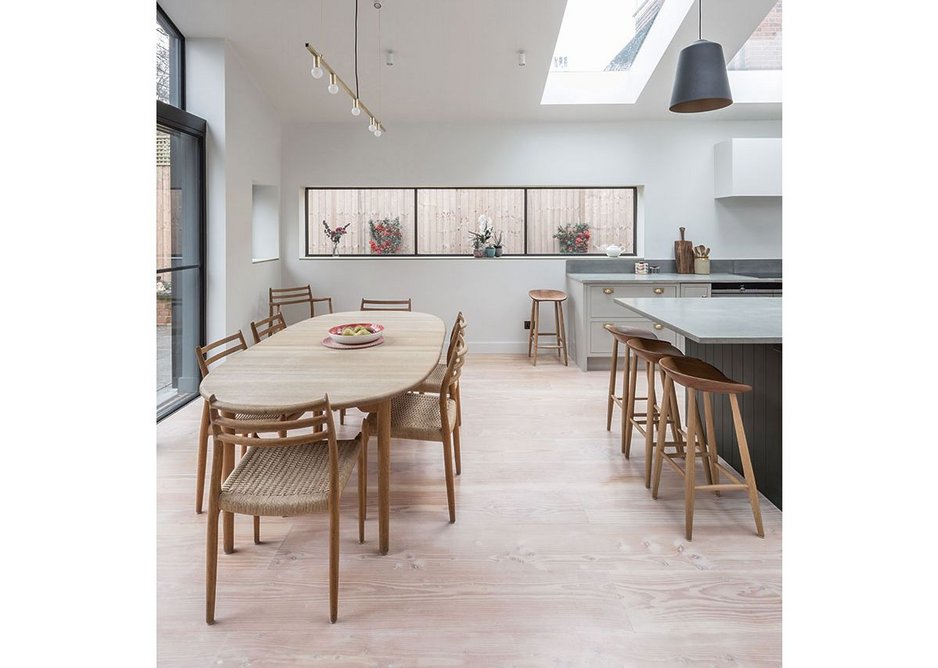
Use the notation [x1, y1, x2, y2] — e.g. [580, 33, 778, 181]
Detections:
[328, 322, 384, 345]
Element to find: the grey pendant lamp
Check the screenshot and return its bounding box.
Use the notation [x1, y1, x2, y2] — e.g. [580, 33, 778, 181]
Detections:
[670, 0, 732, 113]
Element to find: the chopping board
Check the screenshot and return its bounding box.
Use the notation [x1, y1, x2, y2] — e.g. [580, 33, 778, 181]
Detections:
[674, 227, 694, 274]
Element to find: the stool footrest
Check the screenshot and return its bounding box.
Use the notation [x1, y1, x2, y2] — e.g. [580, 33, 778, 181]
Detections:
[695, 483, 748, 493]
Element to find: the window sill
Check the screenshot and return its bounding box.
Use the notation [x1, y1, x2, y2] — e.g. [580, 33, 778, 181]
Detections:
[252, 257, 280, 264]
[299, 255, 636, 261]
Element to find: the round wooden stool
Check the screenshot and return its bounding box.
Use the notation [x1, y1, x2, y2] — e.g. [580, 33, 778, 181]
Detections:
[604, 324, 657, 437]
[527, 290, 569, 366]
[624, 337, 697, 488]
[654, 356, 764, 540]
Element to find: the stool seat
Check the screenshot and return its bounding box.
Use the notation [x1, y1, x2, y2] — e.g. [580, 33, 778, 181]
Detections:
[659, 357, 752, 394]
[627, 338, 683, 364]
[603, 324, 657, 345]
[528, 289, 567, 302]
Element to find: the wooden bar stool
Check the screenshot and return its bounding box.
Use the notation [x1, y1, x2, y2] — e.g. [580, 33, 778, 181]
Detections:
[654, 356, 764, 540]
[624, 337, 703, 488]
[527, 289, 569, 366]
[604, 324, 657, 435]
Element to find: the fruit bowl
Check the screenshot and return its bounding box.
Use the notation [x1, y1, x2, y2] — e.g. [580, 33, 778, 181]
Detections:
[328, 323, 384, 345]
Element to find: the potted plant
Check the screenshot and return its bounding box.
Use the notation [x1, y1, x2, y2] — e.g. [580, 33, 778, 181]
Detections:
[468, 215, 493, 258]
[322, 220, 352, 256]
[492, 230, 504, 257]
[553, 222, 591, 254]
[368, 217, 403, 255]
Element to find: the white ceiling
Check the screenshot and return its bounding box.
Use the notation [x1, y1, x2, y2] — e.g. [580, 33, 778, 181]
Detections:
[159, 0, 781, 124]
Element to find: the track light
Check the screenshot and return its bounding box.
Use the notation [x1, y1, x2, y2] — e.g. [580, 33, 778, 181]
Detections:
[518, 51, 526, 67]
[386, 50, 395, 66]
[305, 43, 384, 137]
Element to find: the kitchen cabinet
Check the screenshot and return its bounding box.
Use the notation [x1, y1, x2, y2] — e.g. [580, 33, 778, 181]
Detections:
[565, 275, 711, 370]
[714, 138, 782, 198]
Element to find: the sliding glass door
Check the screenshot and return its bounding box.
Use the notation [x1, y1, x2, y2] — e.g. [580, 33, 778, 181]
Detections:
[157, 103, 205, 419]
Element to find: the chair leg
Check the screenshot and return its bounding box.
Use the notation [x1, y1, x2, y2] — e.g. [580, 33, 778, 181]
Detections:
[358, 435, 367, 544]
[455, 383, 463, 427]
[253, 516, 261, 544]
[442, 430, 456, 523]
[557, 301, 569, 366]
[730, 394, 765, 538]
[684, 390, 699, 541]
[695, 396, 713, 487]
[531, 301, 539, 366]
[453, 420, 462, 475]
[196, 401, 209, 514]
[644, 362, 657, 488]
[340, 408, 346, 425]
[663, 370, 685, 457]
[222, 444, 235, 554]
[328, 496, 339, 623]
[623, 354, 639, 456]
[652, 375, 673, 500]
[606, 339, 618, 431]
[702, 392, 721, 493]
[527, 299, 535, 357]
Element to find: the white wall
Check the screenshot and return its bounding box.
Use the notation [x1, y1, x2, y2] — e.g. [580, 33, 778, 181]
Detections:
[280, 120, 781, 352]
[187, 40, 282, 343]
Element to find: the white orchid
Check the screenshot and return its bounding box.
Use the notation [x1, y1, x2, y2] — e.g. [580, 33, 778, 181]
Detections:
[477, 215, 492, 233]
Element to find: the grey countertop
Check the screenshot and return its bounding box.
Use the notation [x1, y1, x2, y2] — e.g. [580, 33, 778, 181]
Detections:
[614, 297, 782, 344]
[567, 272, 780, 284]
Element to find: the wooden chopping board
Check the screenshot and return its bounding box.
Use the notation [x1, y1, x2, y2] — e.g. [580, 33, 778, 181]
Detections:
[674, 227, 694, 274]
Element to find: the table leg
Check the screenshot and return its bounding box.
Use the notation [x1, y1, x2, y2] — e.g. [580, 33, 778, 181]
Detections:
[378, 398, 391, 555]
[222, 442, 235, 554]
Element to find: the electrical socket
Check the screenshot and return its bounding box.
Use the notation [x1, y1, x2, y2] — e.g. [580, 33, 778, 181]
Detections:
[523, 320, 531, 330]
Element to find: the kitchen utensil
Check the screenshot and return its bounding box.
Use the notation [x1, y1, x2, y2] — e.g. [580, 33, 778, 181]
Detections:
[675, 227, 694, 274]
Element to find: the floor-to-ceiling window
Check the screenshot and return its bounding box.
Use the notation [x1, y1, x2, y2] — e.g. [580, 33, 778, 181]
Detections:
[157, 5, 205, 419]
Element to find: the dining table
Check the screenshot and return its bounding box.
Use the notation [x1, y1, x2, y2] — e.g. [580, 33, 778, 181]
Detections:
[199, 310, 446, 555]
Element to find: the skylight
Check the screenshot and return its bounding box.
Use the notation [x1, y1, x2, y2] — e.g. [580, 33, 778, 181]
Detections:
[728, 0, 782, 71]
[550, 0, 664, 73]
[542, 0, 687, 105]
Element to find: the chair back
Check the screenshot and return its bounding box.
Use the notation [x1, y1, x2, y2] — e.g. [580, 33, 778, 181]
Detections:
[250, 313, 287, 344]
[360, 298, 412, 312]
[270, 285, 315, 319]
[445, 312, 467, 364]
[440, 330, 468, 398]
[195, 331, 248, 378]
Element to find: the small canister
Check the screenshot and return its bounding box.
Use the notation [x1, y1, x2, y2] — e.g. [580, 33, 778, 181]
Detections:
[634, 261, 648, 274]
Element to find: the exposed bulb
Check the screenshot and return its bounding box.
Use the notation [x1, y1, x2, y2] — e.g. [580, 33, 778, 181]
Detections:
[368, 118, 377, 132]
[327, 73, 339, 94]
[310, 56, 324, 79]
[374, 125, 383, 137]
[351, 100, 361, 116]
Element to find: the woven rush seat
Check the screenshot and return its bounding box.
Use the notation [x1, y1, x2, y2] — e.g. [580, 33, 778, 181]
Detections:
[365, 393, 457, 441]
[413, 363, 446, 393]
[219, 439, 361, 517]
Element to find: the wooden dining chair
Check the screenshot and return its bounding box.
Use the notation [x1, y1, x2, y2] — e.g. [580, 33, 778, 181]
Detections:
[412, 312, 467, 473]
[194, 331, 249, 514]
[360, 331, 467, 523]
[269, 285, 333, 322]
[249, 313, 286, 344]
[360, 298, 412, 312]
[204, 395, 365, 624]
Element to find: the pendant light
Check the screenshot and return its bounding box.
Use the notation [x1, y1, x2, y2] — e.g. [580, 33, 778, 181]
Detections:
[669, 1, 732, 113]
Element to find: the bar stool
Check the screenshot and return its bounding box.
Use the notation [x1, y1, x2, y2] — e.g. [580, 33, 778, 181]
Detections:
[604, 324, 657, 435]
[527, 290, 569, 366]
[624, 337, 702, 488]
[654, 356, 764, 540]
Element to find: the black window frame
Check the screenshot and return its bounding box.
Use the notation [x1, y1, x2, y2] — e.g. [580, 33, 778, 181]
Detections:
[157, 3, 186, 109]
[303, 186, 639, 257]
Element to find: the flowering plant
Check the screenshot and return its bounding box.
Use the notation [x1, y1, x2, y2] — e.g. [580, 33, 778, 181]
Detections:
[322, 220, 351, 255]
[468, 215, 493, 252]
[368, 217, 403, 255]
[553, 222, 591, 254]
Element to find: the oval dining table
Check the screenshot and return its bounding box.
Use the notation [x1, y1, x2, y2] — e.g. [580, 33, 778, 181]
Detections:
[199, 310, 446, 555]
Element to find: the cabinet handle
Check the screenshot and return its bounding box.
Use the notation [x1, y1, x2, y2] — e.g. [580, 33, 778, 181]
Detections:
[653, 323, 663, 330]
[653, 288, 664, 295]
[603, 288, 614, 295]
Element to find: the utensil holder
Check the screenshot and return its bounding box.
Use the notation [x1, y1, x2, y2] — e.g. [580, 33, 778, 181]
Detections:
[694, 258, 710, 275]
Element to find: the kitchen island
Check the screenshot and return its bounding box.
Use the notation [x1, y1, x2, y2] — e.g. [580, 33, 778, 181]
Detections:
[615, 297, 782, 508]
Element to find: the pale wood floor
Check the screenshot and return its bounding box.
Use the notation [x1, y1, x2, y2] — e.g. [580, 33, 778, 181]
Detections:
[157, 354, 781, 666]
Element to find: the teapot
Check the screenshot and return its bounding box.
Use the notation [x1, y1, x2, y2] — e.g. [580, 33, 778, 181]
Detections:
[597, 243, 624, 258]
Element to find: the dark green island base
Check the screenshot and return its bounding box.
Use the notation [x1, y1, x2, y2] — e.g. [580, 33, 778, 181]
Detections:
[685, 341, 782, 509]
